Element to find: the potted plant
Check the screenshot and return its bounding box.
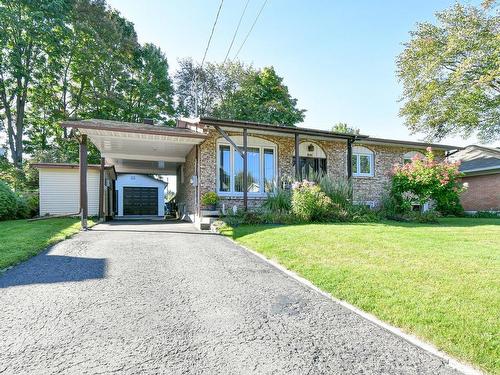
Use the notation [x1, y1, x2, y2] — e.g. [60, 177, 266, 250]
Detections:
[201, 191, 219, 211]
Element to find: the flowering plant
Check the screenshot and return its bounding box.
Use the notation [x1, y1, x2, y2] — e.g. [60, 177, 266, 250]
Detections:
[291, 179, 334, 221]
[390, 148, 464, 215]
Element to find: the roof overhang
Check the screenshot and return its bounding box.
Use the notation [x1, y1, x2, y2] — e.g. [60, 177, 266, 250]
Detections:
[61, 119, 208, 174]
[356, 137, 459, 151]
[194, 117, 368, 141]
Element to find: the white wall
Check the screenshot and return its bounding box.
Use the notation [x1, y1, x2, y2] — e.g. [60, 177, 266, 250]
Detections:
[39, 168, 100, 216]
[115, 174, 166, 216]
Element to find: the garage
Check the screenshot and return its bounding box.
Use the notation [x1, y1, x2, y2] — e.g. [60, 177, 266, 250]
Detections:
[123, 187, 158, 215]
[116, 174, 167, 218]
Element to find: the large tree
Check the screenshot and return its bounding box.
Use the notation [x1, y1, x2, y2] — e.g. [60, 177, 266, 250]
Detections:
[397, 3, 500, 143]
[175, 60, 305, 126]
[0, 0, 70, 169]
[1, 0, 176, 167]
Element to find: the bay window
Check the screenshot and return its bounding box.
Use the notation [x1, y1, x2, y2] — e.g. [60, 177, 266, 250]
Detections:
[217, 139, 277, 195]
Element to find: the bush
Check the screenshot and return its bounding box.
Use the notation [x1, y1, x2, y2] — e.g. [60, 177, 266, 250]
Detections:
[262, 187, 291, 213]
[0, 180, 18, 220]
[466, 211, 500, 218]
[291, 180, 333, 222]
[25, 192, 39, 217]
[201, 191, 219, 206]
[318, 175, 352, 208]
[15, 195, 30, 219]
[390, 148, 464, 216]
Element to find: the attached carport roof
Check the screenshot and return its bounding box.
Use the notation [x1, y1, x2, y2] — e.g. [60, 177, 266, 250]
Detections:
[61, 119, 207, 174]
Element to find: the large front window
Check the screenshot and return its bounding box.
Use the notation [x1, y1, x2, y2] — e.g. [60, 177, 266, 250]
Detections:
[217, 143, 276, 195]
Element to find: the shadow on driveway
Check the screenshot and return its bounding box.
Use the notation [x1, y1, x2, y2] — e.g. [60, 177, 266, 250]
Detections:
[0, 254, 106, 288]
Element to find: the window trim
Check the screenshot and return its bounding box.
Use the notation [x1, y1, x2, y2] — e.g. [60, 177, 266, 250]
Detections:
[352, 150, 374, 177]
[216, 139, 277, 197]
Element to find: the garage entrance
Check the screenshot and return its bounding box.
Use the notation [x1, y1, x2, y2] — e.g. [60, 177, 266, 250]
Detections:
[123, 187, 158, 216]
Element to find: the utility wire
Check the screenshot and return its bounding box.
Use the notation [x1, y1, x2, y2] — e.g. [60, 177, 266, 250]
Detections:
[233, 0, 268, 60]
[194, 0, 224, 116]
[223, 0, 251, 64]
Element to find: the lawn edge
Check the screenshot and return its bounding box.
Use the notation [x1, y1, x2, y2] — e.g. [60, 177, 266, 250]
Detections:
[219, 231, 485, 375]
[0, 219, 98, 274]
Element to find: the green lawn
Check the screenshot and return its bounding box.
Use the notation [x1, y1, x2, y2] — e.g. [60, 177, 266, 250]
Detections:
[222, 218, 500, 374]
[0, 218, 93, 270]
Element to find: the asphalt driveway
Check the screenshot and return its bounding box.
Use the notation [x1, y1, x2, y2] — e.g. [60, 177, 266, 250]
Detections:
[0, 221, 464, 374]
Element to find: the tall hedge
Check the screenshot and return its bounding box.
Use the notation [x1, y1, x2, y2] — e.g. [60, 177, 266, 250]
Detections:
[0, 180, 18, 220]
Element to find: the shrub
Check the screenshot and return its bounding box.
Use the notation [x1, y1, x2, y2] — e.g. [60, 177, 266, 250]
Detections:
[25, 192, 39, 217]
[318, 175, 352, 208]
[291, 180, 333, 221]
[201, 191, 219, 206]
[15, 195, 30, 219]
[0, 180, 18, 220]
[390, 148, 464, 216]
[466, 211, 500, 218]
[262, 187, 291, 213]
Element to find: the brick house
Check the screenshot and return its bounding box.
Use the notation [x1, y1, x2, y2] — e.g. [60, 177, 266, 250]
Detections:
[59, 118, 457, 228]
[448, 145, 500, 212]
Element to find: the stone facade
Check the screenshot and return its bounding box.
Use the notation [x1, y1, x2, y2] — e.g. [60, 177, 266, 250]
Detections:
[176, 127, 446, 218]
[176, 145, 197, 219]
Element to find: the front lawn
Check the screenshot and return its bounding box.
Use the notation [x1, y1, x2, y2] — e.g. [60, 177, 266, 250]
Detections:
[0, 218, 93, 270]
[222, 218, 500, 374]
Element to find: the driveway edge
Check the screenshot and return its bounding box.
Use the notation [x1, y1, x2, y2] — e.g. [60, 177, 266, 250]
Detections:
[220, 234, 484, 375]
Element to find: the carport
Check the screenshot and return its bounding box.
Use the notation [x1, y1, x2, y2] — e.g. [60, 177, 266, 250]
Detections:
[61, 119, 208, 229]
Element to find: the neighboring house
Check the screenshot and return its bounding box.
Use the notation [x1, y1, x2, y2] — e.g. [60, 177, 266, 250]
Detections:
[33, 163, 116, 217]
[448, 145, 500, 212]
[56, 118, 458, 226]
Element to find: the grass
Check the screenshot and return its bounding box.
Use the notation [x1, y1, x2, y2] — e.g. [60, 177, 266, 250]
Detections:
[221, 218, 500, 374]
[0, 218, 94, 270]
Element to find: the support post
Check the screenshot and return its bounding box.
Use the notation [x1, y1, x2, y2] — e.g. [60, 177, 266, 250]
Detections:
[243, 128, 248, 211]
[98, 156, 105, 220]
[295, 133, 300, 180]
[79, 134, 88, 230]
[347, 139, 353, 179]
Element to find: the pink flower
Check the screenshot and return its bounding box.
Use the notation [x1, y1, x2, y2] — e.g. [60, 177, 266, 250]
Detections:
[426, 146, 432, 152]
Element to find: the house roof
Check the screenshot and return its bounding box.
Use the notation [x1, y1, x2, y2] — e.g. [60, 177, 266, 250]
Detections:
[188, 117, 459, 150]
[448, 145, 500, 174]
[194, 116, 367, 141]
[358, 137, 459, 151]
[61, 119, 207, 139]
[31, 163, 117, 179]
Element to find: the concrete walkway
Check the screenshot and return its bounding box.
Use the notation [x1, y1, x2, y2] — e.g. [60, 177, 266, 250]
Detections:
[0, 221, 462, 374]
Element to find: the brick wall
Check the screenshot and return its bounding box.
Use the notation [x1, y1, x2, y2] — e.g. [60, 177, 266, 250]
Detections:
[177, 127, 446, 213]
[460, 174, 500, 211]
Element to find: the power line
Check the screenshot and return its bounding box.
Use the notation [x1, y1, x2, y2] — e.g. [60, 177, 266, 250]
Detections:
[223, 0, 251, 64]
[201, 0, 224, 69]
[233, 0, 268, 60]
[194, 0, 224, 116]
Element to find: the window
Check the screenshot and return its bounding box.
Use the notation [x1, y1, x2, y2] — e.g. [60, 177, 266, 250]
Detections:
[352, 146, 374, 177]
[217, 137, 276, 195]
[403, 151, 424, 164]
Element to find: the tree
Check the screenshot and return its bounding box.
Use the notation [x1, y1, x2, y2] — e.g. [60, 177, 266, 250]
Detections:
[397, 3, 500, 143]
[120, 43, 175, 124]
[214, 66, 305, 126]
[175, 59, 250, 117]
[331, 122, 360, 135]
[0, 0, 70, 170]
[175, 61, 305, 126]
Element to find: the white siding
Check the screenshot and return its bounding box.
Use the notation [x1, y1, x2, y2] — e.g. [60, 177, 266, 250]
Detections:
[39, 169, 100, 216]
